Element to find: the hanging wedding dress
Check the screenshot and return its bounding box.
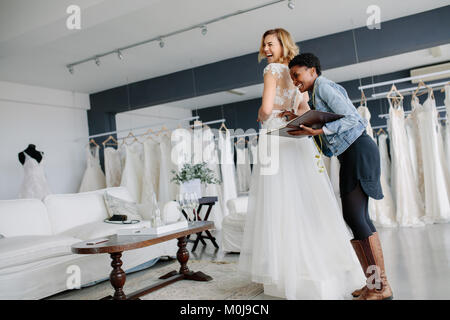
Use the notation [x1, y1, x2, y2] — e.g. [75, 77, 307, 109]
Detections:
[19, 152, 52, 200]
[159, 134, 179, 205]
[239, 63, 365, 300]
[201, 127, 225, 230]
[405, 99, 425, 198]
[235, 142, 252, 194]
[388, 100, 424, 227]
[218, 129, 238, 217]
[443, 85, 450, 175]
[79, 145, 106, 192]
[378, 133, 391, 187]
[141, 139, 161, 204]
[104, 147, 122, 187]
[415, 93, 450, 223]
[358, 106, 397, 227]
[120, 143, 144, 203]
[249, 137, 258, 172]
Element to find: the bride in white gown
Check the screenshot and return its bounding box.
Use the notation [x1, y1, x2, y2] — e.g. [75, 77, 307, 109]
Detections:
[238, 29, 365, 300]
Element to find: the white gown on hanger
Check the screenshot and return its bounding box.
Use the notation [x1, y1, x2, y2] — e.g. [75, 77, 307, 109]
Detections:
[378, 133, 391, 187]
[238, 63, 365, 300]
[218, 130, 238, 217]
[141, 139, 161, 204]
[388, 100, 424, 227]
[120, 143, 144, 203]
[235, 143, 252, 194]
[358, 106, 397, 227]
[79, 145, 106, 193]
[201, 127, 225, 230]
[104, 147, 122, 187]
[159, 134, 179, 205]
[19, 152, 52, 200]
[415, 94, 450, 223]
[443, 85, 450, 180]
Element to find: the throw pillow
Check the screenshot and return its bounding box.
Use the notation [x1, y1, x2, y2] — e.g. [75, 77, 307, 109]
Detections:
[103, 191, 142, 221]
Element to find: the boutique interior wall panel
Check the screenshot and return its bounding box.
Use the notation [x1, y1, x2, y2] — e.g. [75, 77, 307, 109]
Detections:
[0, 81, 90, 200]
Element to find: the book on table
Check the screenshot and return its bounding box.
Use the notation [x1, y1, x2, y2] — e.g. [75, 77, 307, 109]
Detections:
[266, 110, 344, 138]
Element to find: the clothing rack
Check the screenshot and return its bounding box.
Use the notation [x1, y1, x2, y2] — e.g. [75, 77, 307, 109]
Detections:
[358, 69, 450, 90]
[116, 118, 226, 141]
[371, 81, 449, 99]
[79, 116, 199, 141]
[378, 105, 447, 119]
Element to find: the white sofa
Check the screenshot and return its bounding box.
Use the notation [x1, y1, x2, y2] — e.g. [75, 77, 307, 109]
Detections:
[0, 187, 178, 300]
[221, 196, 249, 253]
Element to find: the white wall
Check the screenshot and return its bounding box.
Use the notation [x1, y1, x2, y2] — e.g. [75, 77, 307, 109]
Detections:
[0, 81, 90, 200]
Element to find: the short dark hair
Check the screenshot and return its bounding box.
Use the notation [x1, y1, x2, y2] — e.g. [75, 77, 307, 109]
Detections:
[288, 53, 322, 76]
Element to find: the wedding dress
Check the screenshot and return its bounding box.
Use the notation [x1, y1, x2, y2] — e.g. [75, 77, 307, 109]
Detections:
[235, 142, 252, 194]
[358, 106, 397, 227]
[378, 133, 391, 187]
[201, 127, 225, 230]
[238, 63, 365, 300]
[218, 130, 238, 217]
[141, 139, 161, 204]
[388, 100, 424, 227]
[120, 143, 144, 203]
[79, 145, 106, 192]
[159, 134, 179, 205]
[443, 85, 450, 179]
[104, 147, 122, 187]
[415, 93, 450, 223]
[18, 152, 52, 200]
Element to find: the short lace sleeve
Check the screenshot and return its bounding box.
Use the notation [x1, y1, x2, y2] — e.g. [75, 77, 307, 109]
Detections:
[263, 63, 283, 79]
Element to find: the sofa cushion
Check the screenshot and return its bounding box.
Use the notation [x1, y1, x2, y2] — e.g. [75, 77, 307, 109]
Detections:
[0, 235, 81, 269]
[45, 187, 134, 235]
[104, 191, 142, 221]
[0, 199, 52, 237]
[61, 220, 151, 240]
[226, 196, 249, 215]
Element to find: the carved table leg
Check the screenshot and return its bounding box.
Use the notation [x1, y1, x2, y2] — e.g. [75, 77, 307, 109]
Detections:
[109, 252, 126, 300]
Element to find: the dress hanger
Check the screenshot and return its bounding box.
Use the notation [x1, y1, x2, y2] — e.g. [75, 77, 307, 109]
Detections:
[157, 125, 170, 137]
[440, 82, 450, 93]
[387, 84, 403, 106]
[143, 128, 157, 142]
[235, 137, 246, 146]
[413, 80, 433, 99]
[377, 128, 386, 135]
[359, 90, 367, 107]
[102, 135, 118, 147]
[218, 122, 228, 132]
[121, 132, 140, 145]
[89, 138, 99, 148]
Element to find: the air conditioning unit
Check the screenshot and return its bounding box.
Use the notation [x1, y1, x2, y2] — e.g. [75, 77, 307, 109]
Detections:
[410, 61, 450, 84]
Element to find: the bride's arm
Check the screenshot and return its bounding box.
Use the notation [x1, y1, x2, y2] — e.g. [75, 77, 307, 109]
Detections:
[257, 72, 277, 122]
[295, 91, 310, 116]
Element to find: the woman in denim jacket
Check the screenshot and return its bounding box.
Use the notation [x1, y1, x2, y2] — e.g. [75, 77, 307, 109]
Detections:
[284, 53, 393, 300]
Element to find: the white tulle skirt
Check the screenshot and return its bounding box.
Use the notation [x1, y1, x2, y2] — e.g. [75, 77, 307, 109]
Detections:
[238, 113, 365, 300]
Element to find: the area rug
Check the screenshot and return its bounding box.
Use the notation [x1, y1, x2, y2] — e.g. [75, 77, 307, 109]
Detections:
[49, 260, 263, 300]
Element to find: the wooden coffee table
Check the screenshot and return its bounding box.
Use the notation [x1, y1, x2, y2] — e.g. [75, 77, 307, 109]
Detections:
[71, 221, 215, 300]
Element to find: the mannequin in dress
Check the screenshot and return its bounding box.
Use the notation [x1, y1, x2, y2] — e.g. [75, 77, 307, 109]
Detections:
[18, 144, 43, 165]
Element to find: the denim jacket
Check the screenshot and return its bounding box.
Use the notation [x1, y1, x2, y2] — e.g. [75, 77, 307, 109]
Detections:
[309, 76, 367, 157]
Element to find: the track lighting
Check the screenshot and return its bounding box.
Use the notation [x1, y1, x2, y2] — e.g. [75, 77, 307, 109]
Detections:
[68, 66, 74, 74]
[159, 38, 165, 48]
[95, 57, 100, 66]
[287, 0, 295, 9]
[117, 50, 123, 60]
[201, 25, 207, 36]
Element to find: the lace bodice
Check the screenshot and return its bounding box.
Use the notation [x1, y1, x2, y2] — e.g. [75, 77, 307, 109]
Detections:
[262, 63, 303, 129]
[263, 63, 303, 112]
[19, 152, 52, 200]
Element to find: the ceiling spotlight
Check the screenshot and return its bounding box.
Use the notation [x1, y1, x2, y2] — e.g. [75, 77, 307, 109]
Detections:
[159, 38, 165, 48]
[95, 57, 100, 66]
[117, 50, 123, 60]
[68, 66, 74, 74]
[201, 25, 207, 36]
[287, 0, 295, 9]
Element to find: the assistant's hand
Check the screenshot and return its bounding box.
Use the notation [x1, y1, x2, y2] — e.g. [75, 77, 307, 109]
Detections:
[278, 111, 297, 122]
[287, 125, 324, 136]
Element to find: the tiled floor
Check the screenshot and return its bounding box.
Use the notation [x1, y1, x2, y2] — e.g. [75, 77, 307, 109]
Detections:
[49, 223, 450, 300]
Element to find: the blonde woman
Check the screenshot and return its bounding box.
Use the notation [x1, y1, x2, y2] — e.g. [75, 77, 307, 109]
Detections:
[238, 29, 365, 300]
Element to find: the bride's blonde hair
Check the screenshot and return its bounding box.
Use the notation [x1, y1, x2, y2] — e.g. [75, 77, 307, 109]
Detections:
[258, 28, 299, 63]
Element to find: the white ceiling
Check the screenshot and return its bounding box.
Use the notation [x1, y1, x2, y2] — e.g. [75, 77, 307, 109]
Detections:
[0, 0, 448, 95]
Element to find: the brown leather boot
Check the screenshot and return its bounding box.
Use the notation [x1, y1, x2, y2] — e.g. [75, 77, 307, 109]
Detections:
[354, 233, 393, 300]
[350, 238, 368, 297]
